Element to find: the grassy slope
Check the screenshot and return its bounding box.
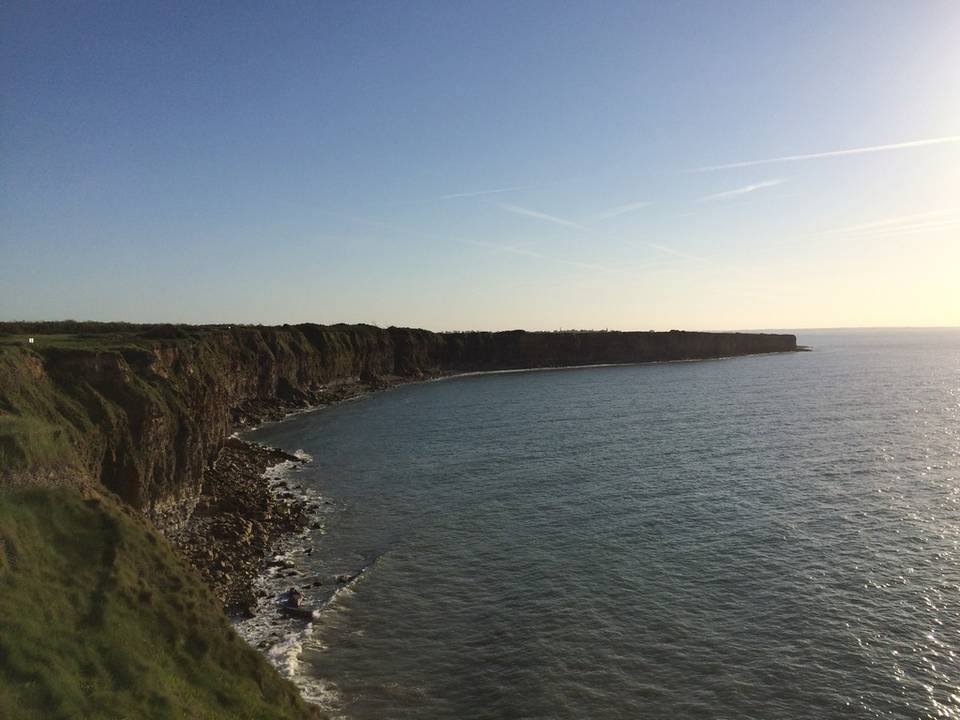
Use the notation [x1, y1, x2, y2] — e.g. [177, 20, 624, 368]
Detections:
[0, 334, 168, 473]
[0, 342, 82, 471]
[0, 488, 316, 720]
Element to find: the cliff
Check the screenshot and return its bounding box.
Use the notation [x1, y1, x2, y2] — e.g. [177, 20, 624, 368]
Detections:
[0, 321, 795, 718]
[0, 323, 796, 527]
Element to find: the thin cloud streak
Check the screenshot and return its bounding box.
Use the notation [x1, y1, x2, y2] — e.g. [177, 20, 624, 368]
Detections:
[592, 200, 652, 221]
[867, 220, 960, 237]
[433, 184, 541, 201]
[813, 209, 957, 237]
[396, 178, 581, 205]
[465, 239, 653, 277]
[701, 178, 786, 202]
[325, 207, 761, 284]
[641, 241, 762, 280]
[826, 220, 960, 242]
[328, 211, 650, 279]
[465, 238, 546, 260]
[645, 242, 709, 264]
[495, 203, 588, 230]
[693, 135, 960, 172]
[765, 209, 960, 253]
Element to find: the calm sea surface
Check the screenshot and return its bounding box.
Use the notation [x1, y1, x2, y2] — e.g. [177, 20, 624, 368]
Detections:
[244, 329, 960, 719]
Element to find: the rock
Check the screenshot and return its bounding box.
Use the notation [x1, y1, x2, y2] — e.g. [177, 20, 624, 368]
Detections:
[237, 593, 257, 618]
[283, 586, 305, 608]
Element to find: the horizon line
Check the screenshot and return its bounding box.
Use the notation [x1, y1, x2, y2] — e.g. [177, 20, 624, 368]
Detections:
[2, 319, 957, 334]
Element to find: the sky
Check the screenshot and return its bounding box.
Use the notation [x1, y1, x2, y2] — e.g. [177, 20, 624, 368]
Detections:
[2, 1, 958, 331]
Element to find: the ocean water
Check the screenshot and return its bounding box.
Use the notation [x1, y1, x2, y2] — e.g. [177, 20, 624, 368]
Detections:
[243, 329, 960, 719]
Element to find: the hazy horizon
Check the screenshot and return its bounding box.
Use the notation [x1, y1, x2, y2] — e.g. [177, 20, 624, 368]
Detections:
[2, 2, 958, 330]
[4, 319, 960, 336]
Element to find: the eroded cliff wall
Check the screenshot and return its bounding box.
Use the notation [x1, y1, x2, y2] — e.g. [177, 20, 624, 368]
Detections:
[0, 324, 796, 531]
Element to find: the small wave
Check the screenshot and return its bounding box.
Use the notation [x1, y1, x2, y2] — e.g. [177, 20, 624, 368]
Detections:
[234, 451, 355, 716]
[267, 626, 309, 677]
[265, 621, 345, 710]
[263, 459, 300, 481]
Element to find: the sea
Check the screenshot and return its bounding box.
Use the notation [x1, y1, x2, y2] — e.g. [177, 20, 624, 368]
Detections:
[239, 328, 960, 719]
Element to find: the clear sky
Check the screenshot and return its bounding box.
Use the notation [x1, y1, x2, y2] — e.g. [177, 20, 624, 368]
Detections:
[2, 1, 958, 331]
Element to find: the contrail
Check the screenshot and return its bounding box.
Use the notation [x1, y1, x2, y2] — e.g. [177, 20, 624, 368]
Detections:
[432, 184, 541, 201]
[645, 242, 708, 264]
[327, 212, 649, 277]
[495, 203, 588, 230]
[592, 200, 652, 221]
[812, 209, 957, 237]
[693, 135, 960, 172]
[398, 179, 579, 205]
[464, 239, 653, 277]
[701, 178, 786, 202]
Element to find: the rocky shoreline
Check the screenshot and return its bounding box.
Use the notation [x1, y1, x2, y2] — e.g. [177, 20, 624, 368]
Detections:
[173, 377, 399, 618]
[173, 438, 313, 613]
[170, 351, 803, 623]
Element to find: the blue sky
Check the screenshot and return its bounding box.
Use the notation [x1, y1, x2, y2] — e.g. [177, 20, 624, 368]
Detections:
[2, 1, 958, 330]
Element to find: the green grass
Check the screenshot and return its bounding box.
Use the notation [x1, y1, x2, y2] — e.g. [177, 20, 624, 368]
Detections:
[0, 488, 317, 720]
[0, 335, 199, 474]
[0, 345, 95, 472]
[0, 415, 75, 469]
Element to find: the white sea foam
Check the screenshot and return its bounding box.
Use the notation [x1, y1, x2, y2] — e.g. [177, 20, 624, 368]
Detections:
[263, 619, 345, 709]
[263, 459, 300, 481]
[267, 626, 309, 677]
[232, 447, 349, 714]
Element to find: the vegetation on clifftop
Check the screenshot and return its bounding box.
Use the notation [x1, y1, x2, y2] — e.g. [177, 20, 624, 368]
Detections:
[0, 488, 317, 720]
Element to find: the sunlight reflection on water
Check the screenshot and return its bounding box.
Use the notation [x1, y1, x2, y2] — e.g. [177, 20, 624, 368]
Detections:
[246, 329, 960, 720]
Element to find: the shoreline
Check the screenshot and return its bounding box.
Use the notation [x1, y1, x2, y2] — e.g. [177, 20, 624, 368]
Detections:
[0, 324, 800, 718]
[172, 439, 314, 613]
[182, 346, 808, 615]
[177, 347, 807, 704]
[174, 377, 388, 615]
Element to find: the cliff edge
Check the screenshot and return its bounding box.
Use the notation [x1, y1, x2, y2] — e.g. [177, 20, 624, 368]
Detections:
[0, 322, 796, 526]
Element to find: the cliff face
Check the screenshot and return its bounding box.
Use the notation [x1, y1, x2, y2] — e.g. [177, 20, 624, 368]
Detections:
[0, 324, 796, 531]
